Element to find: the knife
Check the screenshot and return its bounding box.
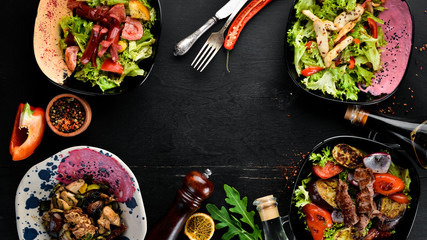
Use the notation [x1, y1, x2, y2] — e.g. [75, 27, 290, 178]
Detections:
[173, 0, 242, 56]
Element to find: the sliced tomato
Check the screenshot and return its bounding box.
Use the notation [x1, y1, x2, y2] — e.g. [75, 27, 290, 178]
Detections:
[349, 57, 355, 69]
[368, 18, 378, 39]
[389, 193, 410, 204]
[301, 66, 324, 77]
[100, 58, 124, 74]
[312, 161, 344, 179]
[303, 203, 333, 240]
[373, 173, 404, 195]
[10, 103, 45, 161]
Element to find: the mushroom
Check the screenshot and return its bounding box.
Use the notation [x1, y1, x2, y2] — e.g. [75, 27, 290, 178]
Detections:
[65, 179, 86, 194]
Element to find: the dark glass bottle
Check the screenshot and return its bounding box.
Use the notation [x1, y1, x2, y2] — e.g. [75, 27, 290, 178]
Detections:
[345, 105, 427, 169]
[253, 195, 289, 240]
[145, 169, 214, 240]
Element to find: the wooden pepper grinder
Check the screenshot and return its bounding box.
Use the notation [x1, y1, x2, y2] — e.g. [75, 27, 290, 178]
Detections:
[145, 169, 214, 240]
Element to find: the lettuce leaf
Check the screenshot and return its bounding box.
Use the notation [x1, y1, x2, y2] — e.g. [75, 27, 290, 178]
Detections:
[59, 16, 93, 52]
[309, 146, 334, 167]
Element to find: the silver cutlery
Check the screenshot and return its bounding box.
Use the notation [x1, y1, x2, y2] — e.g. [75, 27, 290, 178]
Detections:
[191, 0, 248, 72]
[173, 0, 241, 57]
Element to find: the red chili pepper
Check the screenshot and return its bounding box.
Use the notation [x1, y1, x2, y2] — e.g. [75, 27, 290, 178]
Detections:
[10, 103, 46, 161]
[368, 18, 378, 39]
[101, 58, 124, 74]
[305, 41, 315, 50]
[224, 0, 273, 50]
[301, 66, 324, 77]
[349, 56, 355, 69]
[303, 203, 333, 240]
[353, 38, 361, 45]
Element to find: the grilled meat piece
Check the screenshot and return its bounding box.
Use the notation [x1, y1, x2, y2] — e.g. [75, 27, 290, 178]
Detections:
[354, 168, 377, 218]
[336, 179, 359, 227]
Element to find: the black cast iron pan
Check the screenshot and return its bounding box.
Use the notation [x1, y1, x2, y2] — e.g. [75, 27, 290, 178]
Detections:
[284, 136, 420, 240]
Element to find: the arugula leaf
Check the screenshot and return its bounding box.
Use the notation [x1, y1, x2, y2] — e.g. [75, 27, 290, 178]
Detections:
[206, 184, 262, 240]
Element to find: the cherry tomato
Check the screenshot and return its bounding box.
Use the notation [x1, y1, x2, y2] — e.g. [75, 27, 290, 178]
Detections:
[389, 193, 410, 204]
[303, 203, 333, 240]
[373, 173, 404, 195]
[301, 66, 324, 77]
[312, 161, 344, 179]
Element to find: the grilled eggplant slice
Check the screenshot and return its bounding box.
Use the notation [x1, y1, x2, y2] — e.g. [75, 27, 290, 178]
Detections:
[333, 227, 353, 240]
[373, 197, 407, 231]
[308, 178, 338, 210]
[332, 144, 364, 169]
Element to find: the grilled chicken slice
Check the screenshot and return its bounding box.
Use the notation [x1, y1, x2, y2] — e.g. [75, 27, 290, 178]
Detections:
[334, 4, 364, 30]
[324, 36, 354, 67]
[333, 17, 360, 43]
[313, 20, 329, 58]
[302, 10, 338, 31]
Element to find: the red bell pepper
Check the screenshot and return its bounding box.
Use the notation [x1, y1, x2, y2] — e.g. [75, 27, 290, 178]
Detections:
[389, 193, 410, 204]
[368, 18, 378, 39]
[10, 103, 46, 161]
[301, 66, 324, 77]
[349, 57, 356, 69]
[303, 203, 333, 240]
[353, 38, 361, 45]
[305, 41, 315, 50]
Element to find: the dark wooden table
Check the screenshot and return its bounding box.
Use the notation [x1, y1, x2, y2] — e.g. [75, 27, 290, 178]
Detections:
[1, 0, 426, 239]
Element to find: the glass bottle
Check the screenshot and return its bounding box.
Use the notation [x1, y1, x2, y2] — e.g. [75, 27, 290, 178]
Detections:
[145, 169, 214, 240]
[253, 195, 289, 240]
[345, 105, 427, 168]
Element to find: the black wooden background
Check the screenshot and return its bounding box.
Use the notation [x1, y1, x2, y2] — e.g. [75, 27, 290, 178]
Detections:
[1, 0, 426, 239]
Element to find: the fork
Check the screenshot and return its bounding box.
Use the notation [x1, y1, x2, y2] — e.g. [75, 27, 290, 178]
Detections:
[191, 0, 248, 72]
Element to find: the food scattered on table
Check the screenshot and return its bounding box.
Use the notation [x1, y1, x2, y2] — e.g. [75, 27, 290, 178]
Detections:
[34, 0, 157, 91]
[206, 184, 263, 240]
[40, 178, 127, 239]
[287, 0, 411, 101]
[9, 103, 45, 161]
[184, 212, 215, 240]
[294, 143, 412, 239]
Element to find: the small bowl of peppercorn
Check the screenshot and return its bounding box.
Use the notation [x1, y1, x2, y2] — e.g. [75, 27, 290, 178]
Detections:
[46, 93, 92, 137]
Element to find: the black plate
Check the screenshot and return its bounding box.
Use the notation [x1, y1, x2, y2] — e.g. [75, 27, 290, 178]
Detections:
[45, 0, 162, 96]
[288, 136, 420, 240]
[284, 0, 414, 105]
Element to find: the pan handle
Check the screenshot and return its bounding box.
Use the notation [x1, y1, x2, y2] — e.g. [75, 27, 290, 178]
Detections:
[367, 130, 401, 150]
[280, 215, 297, 240]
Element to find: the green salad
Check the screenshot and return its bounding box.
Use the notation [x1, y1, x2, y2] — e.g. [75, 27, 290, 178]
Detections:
[287, 0, 387, 101]
[59, 0, 157, 91]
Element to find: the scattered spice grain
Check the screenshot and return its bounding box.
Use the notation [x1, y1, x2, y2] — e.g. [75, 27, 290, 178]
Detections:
[49, 97, 86, 133]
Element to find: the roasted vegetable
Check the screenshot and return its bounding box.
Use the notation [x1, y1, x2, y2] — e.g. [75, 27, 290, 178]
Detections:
[373, 197, 406, 231]
[332, 227, 352, 240]
[129, 0, 151, 21]
[312, 161, 344, 179]
[308, 178, 338, 210]
[363, 153, 391, 173]
[303, 203, 333, 240]
[332, 144, 364, 169]
[373, 173, 405, 196]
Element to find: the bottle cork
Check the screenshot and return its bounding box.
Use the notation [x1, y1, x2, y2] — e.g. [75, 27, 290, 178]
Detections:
[254, 195, 279, 222]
